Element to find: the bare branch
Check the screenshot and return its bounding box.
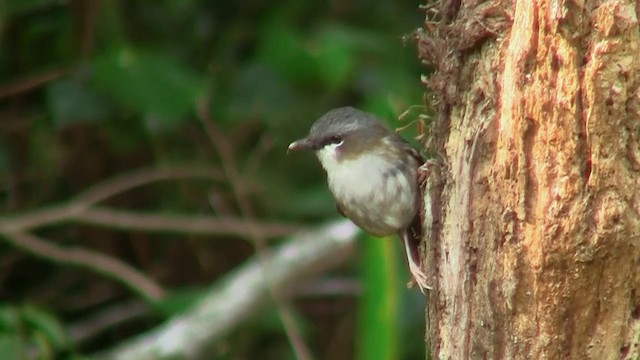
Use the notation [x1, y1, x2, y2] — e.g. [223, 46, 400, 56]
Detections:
[74, 166, 225, 206]
[74, 207, 302, 238]
[0, 206, 299, 239]
[0, 231, 165, 301]
[68, 301, 150, 345]
[0, 164, 303, 303]
[96, 220, 359, 360]
[0, 164, 299, 239]
[0, 205, 80, 232]
[0, 67, 68, 99]
[0, 166, 225, 231]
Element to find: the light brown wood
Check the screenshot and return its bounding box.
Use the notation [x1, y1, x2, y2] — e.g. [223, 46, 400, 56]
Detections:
[419, 1, 640, 359]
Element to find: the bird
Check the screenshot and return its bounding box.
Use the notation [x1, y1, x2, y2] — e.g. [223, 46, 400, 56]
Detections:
[288, 106, 430, 292]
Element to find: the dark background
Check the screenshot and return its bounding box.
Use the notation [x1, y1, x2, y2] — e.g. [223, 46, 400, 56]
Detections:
[0, 0, 429, 358]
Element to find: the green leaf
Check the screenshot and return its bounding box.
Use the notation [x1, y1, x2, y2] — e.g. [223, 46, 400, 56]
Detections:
[31, 332, 54, 360]
[20, 305, 69, 351]
[0, 305, 21, 332]
[313, 33, 354, 90]
[46, 76, 111, 127]
[92, 47, 203, 127]
[356, 234, 401, 360]
[311, 23, 389, 90]
[315, 24, 386, 54]
[0, 334, 22, 360]
[257, 20, 322, 86]
[228, 63, 295, 123]
[153, 287, 208, 317]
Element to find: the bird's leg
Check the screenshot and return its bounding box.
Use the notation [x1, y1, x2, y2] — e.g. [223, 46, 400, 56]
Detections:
[399, 225, 432, 293]
[403, 158, 445, 294]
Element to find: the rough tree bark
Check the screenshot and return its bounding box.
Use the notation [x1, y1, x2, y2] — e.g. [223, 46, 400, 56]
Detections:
[417, 1, 640, 359]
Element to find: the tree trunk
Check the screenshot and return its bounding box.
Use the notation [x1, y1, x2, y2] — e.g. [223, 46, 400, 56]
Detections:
[418, 1, 640, 359]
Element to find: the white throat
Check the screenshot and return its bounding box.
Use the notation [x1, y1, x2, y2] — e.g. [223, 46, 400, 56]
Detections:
[315, 141, 344, 172]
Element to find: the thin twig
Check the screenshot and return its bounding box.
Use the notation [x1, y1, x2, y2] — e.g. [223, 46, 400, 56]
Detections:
[74, 166, 225, 206]
[0, 231, 164, 301]
[0, 206, 298, 239]
[0, 204, 80, 231]
[244, 134, 275, 175]
[75, 207, 301, 238]
[0, 67, 68, 99]
[68, 301, 150, 345]
[1, 166, 225, 230]
[0, 165, 301, 302]
[30, 300, 151, 358]
[0, 164, 298, 238]
[197, 100, 314, 360]
[292, 277, 362, 297]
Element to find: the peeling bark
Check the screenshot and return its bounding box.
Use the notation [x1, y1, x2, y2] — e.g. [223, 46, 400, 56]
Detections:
[419, 1, 640, 359]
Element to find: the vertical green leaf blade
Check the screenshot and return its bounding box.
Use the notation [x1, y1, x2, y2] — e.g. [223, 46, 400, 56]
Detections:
[356, 235, 400, 360]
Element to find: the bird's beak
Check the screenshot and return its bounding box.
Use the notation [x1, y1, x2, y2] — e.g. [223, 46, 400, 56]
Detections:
[287, 138, 313, 153]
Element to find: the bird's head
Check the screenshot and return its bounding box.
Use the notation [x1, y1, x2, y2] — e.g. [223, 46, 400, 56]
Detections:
[288, 107, 390, 170]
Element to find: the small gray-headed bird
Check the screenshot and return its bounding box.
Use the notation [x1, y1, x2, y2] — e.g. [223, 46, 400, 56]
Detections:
[288, 107, 430, 292]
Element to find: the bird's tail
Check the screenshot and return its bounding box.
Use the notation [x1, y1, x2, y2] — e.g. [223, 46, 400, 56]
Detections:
[404, 213, 423, 271]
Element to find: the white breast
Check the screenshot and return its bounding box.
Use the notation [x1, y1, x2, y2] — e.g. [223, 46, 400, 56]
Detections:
[315, 145, 417, 236]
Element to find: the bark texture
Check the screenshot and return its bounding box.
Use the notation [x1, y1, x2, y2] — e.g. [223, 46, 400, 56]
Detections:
[418, 1, 640, 359]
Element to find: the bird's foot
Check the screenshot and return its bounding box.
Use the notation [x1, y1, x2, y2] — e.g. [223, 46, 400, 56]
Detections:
[407, 261, 432, 294]
[417, 156, 449, 186]
[417, 159, 436, 186]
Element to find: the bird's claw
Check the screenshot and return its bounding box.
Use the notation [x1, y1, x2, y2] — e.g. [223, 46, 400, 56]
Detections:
[417, 159, 437, 185]
[408, 262, 432, 294]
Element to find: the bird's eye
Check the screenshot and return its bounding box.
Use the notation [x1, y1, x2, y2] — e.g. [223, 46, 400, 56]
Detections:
[327, 135, 343, 145]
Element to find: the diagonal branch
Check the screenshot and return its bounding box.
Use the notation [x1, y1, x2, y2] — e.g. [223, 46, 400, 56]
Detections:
[74, 166, 225, 207]
[0, 165, 300, 239]
[1, 206, 300, 239]
[96, 220, 359, 360]
[0, 165, 304, 301]
[0, 230, 165, 301]
[0, 67, 68, 99]
[75, 208, 301, 238]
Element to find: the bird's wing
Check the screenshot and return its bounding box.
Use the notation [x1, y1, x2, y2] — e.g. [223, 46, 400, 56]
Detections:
[386, 132, 425, 165]
[404, 142, 425, 164]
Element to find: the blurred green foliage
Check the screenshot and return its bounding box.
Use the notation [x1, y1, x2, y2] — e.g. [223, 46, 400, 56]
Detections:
[0, 0, 427, 358]
[0, 304, 74, 358]
[357, 235, 400, 360]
